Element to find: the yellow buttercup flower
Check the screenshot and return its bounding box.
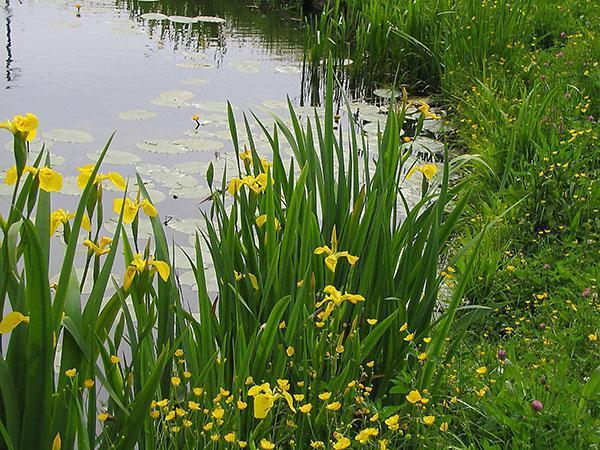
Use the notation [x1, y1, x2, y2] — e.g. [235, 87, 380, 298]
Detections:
[326, 401, 341, 411]
[260, 439, 275, 450]
[286, 346, 295, 357]
[299, 403, 312, 413]
[355, 427, 378, 444]
[0, 311, 30, 334]
[123, 253, 170, 290]
[404, 333, 415, 342]
[171, 377, 181, 387]
[237, 400, 247, 410]
[83, 236, 113, 256]
[332, 436, 351, 450]
[65, 368, 77, 378]
[110, 355, 120, 364]
[113, 197, 157, 224]
[318, 392, 332, 401]
[212, 406, 225, 420]
[407, 163, 438, 181]
[385, 414, 400, 431]
[50, 209, 91, 236]
[367, 319, 378, 325]
[440, 422, 449, 432]
[476, 366, 488, 375]
[405, 390, 422, 404]
[224, 432, 236, 443]
[423, 415, 435, 426]
[0, 113, 39, 141]
[84, 379, 95, 388]
[77, 164, 125, 191]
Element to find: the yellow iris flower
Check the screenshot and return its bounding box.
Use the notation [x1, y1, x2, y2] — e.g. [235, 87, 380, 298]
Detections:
[77, 164, 126, 190]
[417, 101, 441, 120]
[315, 285, 365, 320]
[83, 236, 113, 256]
[255, 214, 281, 230]
[0, 311, 30, 334]
[406, 163, 438, 181]
[227, 172, 270, 196]
[113, 197, 158, 224]
[0, 113, 39, 142]
[247, 382, 295, 419]
[5, 165, 63, 192]
[50, 208, 91, 236]
[314, 227, 359, 273]
[123, 253, 170, 290]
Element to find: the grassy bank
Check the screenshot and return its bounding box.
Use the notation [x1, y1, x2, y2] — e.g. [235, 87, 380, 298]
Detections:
[303, 0, 599, 447]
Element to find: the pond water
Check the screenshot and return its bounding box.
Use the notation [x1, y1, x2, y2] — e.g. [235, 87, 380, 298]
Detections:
[0, 0, 444, 298]
[0, 0, 313, 288]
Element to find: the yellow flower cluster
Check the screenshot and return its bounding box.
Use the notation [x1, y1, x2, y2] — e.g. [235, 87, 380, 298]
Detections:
[0, 113, 39, 142]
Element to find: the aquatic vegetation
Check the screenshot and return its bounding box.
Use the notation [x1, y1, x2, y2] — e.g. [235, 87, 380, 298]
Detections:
[0, 64, 482, 448]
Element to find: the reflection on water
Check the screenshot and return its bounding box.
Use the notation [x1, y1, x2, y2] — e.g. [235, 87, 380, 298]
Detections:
[0, 0, 312, 294]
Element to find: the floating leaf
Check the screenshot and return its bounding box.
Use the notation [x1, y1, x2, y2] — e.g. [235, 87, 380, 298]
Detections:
[262, 100, 288, 110]
[140, 12, 168, 20]
[86, 150, 141, 165]
[195, 16, 226, 24]
[179, 78, 209, 86]
[43, 128, 94, 144]
[373, 88, 400, 99]
[228, 60, 260, 74]
[168, 15, 199, 24]
[274, 65, 301, 74]
[176, 61, 216, 70]
[169, 184, 211, 200]
[118, 109, 157, 121]
[166, 217, 205, 235]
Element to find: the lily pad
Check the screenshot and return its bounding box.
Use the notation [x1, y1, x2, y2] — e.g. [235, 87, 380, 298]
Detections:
[56, 176, 83, 196]
[43, 128, 94, 144]
[175, 138, 224, 152]
[168, 16, 199, 24]
[262, 99, 288, 110]
[373, 88, 400, 99]
[140, 12, 168, 20]
[0, 183, 13, 197]
[118, 109, 157, 121]
[49, 20, 81, 29]
[170, 184, 211, 200]
[190, 101, 230, 113]
[229, 60, 260, 74]
[166, 217, 205, 235]
[150, 90, 195, 108]
[136, 139, 186, 154]
[176, 61, 216, 70]
[87, 150, 141, 165]
[182, 129, 216, 139]
[274, 65, 301, 74]
[179, 78, 209, 86]
[172, 161, 207, 174]
[195, 16, 226, 24]
[4, 138, 53, 153]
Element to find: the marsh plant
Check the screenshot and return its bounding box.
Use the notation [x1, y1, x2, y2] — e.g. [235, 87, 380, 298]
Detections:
[0, 72, 479, 449]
